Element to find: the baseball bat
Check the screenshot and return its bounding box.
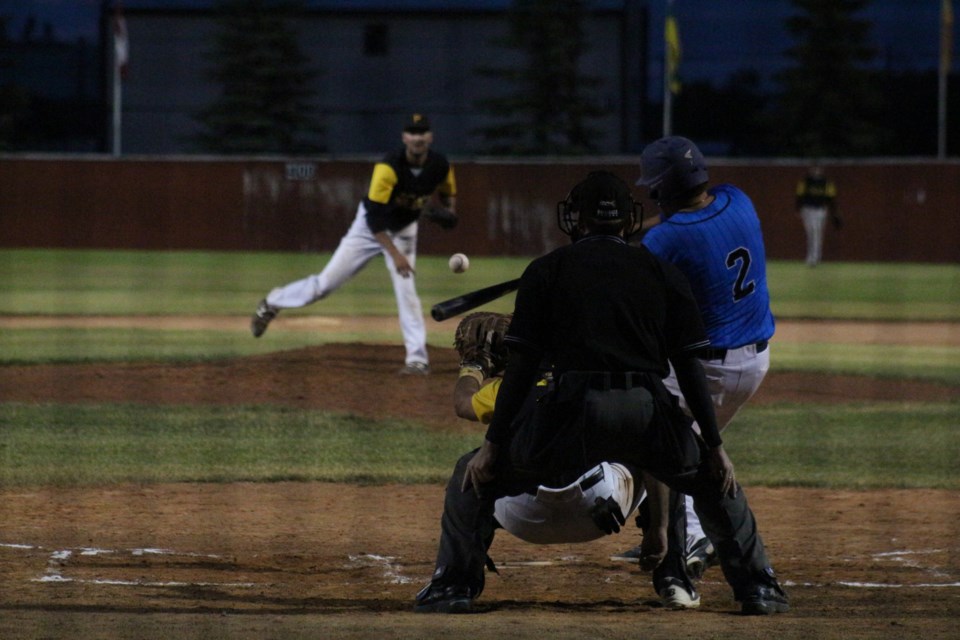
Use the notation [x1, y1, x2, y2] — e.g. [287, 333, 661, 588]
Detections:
[430, 278, 521, 321]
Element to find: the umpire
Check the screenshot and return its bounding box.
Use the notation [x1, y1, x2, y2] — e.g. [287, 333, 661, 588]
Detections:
[414, 171, 788, 615]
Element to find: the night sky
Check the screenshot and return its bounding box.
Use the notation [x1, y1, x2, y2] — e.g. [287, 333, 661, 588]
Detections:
[1, 0, 952, 87]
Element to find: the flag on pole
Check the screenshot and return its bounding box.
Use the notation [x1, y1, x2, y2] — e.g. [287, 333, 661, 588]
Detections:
[942, 0, 954, 77]
[114, 2, 129, 79]
[665, 8, 682, 94]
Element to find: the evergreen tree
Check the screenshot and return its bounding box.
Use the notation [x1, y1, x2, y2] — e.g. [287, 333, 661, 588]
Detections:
[773, 0, 886, 156]
[472, 0, 605, 155]
[193, 0, 323, 154]
[673, 70, 772, 156]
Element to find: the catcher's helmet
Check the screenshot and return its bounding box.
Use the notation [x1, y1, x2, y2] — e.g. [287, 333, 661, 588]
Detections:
[557, 171, 642, 239]
[636, 136, 709, 204]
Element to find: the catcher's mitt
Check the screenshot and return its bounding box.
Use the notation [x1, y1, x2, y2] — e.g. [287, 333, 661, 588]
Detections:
[423, 206, 459, 230]
[453, 311, 512, 377]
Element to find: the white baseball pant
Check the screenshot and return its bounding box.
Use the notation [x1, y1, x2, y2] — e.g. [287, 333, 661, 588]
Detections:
[493, 462, 644, 544]
[264, 202, 429, 367]
[800, 205, 828, 266]
[664, 342, 771, 550]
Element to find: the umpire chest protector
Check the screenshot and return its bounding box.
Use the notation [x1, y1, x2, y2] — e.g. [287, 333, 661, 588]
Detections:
[507, 235, 706, 376]
[503, 234, 708, 474]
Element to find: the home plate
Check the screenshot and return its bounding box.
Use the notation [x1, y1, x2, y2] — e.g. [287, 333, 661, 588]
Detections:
[496, 560, 557, 567]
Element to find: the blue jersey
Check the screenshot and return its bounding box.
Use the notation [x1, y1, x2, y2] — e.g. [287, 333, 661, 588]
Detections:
[642, 183, 775, 349]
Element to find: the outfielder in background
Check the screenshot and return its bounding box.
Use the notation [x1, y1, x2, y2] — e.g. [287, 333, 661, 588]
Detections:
[250, 113, 459, 375]
[612, 136, 777, 608]
[414, 171, 788, 616]
[795, 164, 841, 267]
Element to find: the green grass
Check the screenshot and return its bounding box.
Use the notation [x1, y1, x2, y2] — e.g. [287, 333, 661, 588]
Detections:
[767, 261, 960, 320]
[0, 248, 527, 316]
[2, 249, 957, 320]
[0, 403, 479, 487]
[1, 249, 958, 491]
[773, 342, 960, 385]
[728, 402, 960, 489]
[2, 401, 957, 489]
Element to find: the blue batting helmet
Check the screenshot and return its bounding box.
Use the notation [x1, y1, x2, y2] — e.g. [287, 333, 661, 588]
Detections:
[636, 136, 709, 204]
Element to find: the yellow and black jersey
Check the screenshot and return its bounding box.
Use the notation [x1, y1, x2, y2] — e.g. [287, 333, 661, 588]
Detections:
[363, 147, 456, 233]
[796, 175, 836, 209]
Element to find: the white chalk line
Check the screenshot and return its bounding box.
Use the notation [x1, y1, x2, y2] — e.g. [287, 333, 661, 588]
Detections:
[4, 543, 958, 591]
[346, 553, 414, 585]
[1, 542, 257, 588]
[3, 543, 420, 589]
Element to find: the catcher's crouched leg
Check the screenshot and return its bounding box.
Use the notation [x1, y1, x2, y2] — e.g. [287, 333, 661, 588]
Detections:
[415, 452, 490, 614]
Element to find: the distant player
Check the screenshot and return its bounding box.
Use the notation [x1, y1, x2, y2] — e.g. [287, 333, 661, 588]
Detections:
[796, 164, 840, 267]
[250, 113, 457, 375]
[613, 136, 776, 608]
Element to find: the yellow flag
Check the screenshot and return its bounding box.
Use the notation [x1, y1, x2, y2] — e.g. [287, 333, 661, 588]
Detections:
[665, 13, 682, 94]
[942, 0, 954, 75]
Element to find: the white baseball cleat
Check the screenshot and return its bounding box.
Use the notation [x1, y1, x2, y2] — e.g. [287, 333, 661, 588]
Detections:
[659, 577, 701, 610]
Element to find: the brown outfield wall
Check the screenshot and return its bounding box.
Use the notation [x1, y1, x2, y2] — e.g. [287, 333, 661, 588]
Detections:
[1, 155, 958, 262]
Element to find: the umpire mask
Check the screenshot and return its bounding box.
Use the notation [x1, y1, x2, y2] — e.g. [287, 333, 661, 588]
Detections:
[558, 171, 642, 240]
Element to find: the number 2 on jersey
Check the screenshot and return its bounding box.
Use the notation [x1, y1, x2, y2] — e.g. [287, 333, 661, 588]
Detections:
[726, 247, 755, 301]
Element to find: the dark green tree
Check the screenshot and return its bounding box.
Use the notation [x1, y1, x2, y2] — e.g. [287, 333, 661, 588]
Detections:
[673, 70, 773, 156]
[193, 0, 323, 154]
[772, 0, 886, 156]
[472, 0, 605, 155]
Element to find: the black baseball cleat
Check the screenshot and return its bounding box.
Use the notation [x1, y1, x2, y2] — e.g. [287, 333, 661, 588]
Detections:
[740, 581, 789, 615]
[250, 299, 278, 338]
[413, 581, 474, 613]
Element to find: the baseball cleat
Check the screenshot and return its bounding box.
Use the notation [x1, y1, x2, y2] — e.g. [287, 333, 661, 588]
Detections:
[658, 577, 701, 610]
[413, 582, 474, 614]
[250, 299, 278, 338]
[685, 537, 719, 580]
[610, 544, 643, 563]
[398, 362, 430, 376]
[740, 582, 789, 615]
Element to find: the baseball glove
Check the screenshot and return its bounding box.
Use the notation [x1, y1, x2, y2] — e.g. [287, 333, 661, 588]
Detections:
[423, 206, 459, 230]
[453, 312, 512, 377]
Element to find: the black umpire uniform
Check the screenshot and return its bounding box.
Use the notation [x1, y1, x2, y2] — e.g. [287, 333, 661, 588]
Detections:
[415, 171, 788, 615]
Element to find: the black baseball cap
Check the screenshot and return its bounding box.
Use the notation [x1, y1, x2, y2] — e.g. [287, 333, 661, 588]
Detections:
[578, 171, 632, 221]
[403, 113, 431, 133]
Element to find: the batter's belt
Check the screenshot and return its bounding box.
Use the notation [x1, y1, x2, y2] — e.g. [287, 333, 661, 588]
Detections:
[695, 339, 768, 362]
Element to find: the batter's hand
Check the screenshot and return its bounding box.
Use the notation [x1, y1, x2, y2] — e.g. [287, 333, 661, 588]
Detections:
[462, 440, 499, 497]
[706, 444, 736, 497]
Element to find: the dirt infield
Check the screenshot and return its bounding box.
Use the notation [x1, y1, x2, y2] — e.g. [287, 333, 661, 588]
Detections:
[1, 320, 958, 639]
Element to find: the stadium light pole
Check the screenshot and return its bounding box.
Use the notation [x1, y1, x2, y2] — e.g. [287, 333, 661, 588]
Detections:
[112, 2, 129, 158]
[938, 0, 954, 159]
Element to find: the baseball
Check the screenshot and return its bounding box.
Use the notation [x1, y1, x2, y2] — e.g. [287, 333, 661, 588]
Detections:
[448, 252, 470, 273]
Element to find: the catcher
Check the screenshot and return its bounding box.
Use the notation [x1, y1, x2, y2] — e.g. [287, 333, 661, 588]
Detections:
[446, 313, 667, 549]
